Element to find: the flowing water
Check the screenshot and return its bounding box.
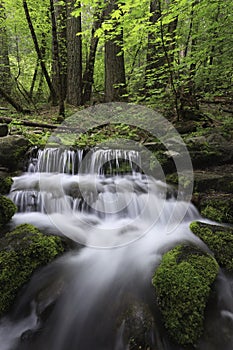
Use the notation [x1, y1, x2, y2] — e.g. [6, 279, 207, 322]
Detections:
[1, 147, 233, 350]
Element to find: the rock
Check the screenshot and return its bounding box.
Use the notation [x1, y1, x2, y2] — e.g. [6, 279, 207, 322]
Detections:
[0, 135, 30, 172]
[119, 298, 156, 349]
[0, 195, 17, 228]
[0, 176, 13, 195]
[193, 165, 233, 193]
[185, 136, 233, 169]
[0, 124, 8, 137]
[0, 223, 65, 316]
[186, 135, 207, 146]
[152, 245, 219, 347]
[190, 222, 233, 271]
[195, 192, 233, 224]
[175, 120, 197, 134]
[206, 132, 228, 144]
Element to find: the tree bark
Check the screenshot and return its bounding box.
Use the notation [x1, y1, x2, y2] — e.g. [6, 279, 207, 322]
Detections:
[0, 86, 27, 113]
[28, 33, 46, 101]
[82, 6, 105, 104]
[178, 0, 199, 116]
[104, 0, 127, 102]
[50, 0, 65, 116]
[23, 0, 57, 105]
[66, 0, 83, 106]
[145, 0, 165, 93]
[51, 0, 67, 101]
[0, 1, 11, 94]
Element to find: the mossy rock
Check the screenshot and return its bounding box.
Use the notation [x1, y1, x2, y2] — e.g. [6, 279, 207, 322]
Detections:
[0, 176, 13, 195]
[193, 170, 233, 193]
[0, 223, 65, 316]
[0, 195, 17, 228]
[185, 136, 233, 169]
[196, 193, 233, 224]
[152, 245, 219, 347]
[0, 135, 29, 171]
[190, 221, 233, 271]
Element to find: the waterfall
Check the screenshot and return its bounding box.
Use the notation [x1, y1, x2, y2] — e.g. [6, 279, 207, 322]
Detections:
[1, 147, 233, 350]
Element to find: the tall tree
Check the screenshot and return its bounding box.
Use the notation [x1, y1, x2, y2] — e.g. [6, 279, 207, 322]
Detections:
[145, 0, 165, 94]
[82, 3, 105, 104]
[0, 0, 11, 94]
[23, 0, 57, 105]
[66, 0, 82, 106]
[104, 0, 127, 102]
[51, 0, 67, 101]
[50, 0, 65, 116]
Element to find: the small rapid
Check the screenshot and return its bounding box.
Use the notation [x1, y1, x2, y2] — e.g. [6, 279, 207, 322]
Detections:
[0, 147, 233, 350]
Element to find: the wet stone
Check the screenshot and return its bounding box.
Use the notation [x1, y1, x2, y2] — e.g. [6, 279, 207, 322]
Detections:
[0, 124, 8, 137]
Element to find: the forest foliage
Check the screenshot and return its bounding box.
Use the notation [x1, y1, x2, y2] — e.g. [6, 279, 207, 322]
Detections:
[0, 0, 232, 119]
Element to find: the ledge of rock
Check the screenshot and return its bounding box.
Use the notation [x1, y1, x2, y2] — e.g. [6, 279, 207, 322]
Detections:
[0, 124, 8, 137]
[0, 135, 30, 172]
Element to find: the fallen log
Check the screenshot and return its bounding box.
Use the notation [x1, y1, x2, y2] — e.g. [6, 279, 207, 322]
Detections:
[0, 116, 58, 129]
[0, 116, 85, 133]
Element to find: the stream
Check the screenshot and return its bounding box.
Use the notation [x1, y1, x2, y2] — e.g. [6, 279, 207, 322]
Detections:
[0, 147, 233, 350]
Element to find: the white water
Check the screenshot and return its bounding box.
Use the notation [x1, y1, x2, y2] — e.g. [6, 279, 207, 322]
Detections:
[1, 147, 233, 350]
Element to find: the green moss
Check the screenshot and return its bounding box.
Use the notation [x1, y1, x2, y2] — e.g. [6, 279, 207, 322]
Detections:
[152, 245, 218, 347]
[0, 223, 65, 315]
[0, 195, 17, 228]
[74, 123, 155, 148]
[190, 221, 233, 271]
[200, 197, 233, 224]
[166, 173, 193, 191]
[0, 177, 13, 195]
[201, 206, 227, 223]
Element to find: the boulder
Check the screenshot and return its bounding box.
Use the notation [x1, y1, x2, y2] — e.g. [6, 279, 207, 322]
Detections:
[0, 223, 65, 316]
[119, 298, 156, 349]
[193, 165, 233, 193]
[190, 222, 233, 271]
[0, 135, 30, 172]
[152, 245, 219, 347]
[0, 123, 8, 137]
[175, 120, 197, 134]
[0, 176, 13, 195]
[185, 134, 233, 169]
[166, 164, 233, 195]
[0, 195, 17, 228]
[194, 192, 233, 224]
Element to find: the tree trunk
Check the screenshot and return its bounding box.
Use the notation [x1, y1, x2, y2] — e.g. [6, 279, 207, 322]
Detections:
[50, 0, 65, 116]
[0, 1, 11, 95]
[66, 0, 83, 106]
[178, 0, 199, 117]
[51, 0, 67, 101]
[0, 87, 27, 113]
[104, 0, 127, 102]
[23, 0, 57, 105]
[145, 0, 165, 93]
[82, 6, 105, 104]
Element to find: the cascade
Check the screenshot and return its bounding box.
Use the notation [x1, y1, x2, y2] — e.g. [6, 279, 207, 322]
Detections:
[1, 147, 233, 350]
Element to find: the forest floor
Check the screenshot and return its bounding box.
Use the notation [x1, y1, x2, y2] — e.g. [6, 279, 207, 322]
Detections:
[0, 101, 233, 147]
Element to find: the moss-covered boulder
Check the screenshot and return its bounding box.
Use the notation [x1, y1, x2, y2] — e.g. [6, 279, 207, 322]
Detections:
[0, 176, 13, 195]
[195, 192, 233, 225]
[193, 169, 233, 193]
[0, 195, 17, 228]
[152, 245, 219, 347]
[0, 135, 29, 171]
[190, 221, 233, 271]
[0, 223, 65, 316]
[185, 136, 233, 169]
